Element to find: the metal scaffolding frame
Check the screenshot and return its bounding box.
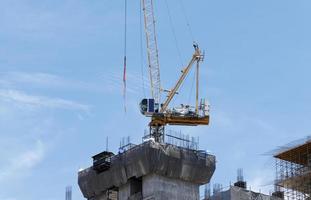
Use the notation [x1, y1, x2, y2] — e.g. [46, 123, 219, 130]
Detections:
[274, 137, 311, 200]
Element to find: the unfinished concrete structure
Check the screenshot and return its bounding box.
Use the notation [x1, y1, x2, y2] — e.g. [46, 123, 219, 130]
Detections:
[78, 141, 216, 200]
[206, 186, 282, 200]
[274, 137, 311, 199]
[204, 169, 282, 200]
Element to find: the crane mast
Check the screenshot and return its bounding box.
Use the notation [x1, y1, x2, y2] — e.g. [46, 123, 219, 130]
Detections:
[142, 0, 161, 104]
[140, 0, 210, 143]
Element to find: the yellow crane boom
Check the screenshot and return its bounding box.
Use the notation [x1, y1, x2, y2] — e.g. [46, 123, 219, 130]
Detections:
[160, 44, 202, 113]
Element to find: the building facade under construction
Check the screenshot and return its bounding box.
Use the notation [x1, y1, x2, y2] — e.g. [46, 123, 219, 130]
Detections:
[78, 140, 216, 200]
[206, 186, 282, 200]
[274, 137, 311, 199]
[203, 169, 282, 200]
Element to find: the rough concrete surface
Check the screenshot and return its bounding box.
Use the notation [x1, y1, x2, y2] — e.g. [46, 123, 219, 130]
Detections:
[78, 141, 216, 199]
[210, 186, 283, 200]
[143, 174, 200, 200]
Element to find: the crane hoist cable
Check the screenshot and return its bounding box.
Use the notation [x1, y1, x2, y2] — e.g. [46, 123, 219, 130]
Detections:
[164, 0, 183, 67]
[123, 0, 128, 113]
[163, 0, 196, 106]
[179, 0, 195, 43]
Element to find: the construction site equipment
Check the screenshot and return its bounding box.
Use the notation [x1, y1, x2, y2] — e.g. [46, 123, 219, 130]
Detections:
[78, 2, 216, 200]
[140, 0, 210, 142]
[92, 151, 114, 173]
[274, 137, 311, 199]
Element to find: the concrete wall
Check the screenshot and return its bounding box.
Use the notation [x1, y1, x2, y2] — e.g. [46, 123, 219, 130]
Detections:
[143, 174, 200, 200]
[89, 192, 108, 200]
[118, 182, 130, 200]
[210, 186, 283, 200]
[230, 186, 282, 200]
[119, 179, 142, 200]
[78, 141, 216, 199]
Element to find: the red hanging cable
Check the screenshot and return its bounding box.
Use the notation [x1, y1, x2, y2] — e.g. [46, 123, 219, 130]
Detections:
[123, 56, 127, 112]
[123, 0, 127, 113]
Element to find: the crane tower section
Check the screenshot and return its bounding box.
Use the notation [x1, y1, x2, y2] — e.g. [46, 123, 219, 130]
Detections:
[142, 0, 161, 104]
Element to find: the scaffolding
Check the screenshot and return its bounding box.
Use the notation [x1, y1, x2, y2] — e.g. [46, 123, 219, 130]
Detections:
[274, 137, 311, 200]
[65, 186, 72, 200]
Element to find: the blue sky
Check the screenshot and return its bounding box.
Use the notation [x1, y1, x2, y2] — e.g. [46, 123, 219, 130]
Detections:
[1, 0, 311, 199]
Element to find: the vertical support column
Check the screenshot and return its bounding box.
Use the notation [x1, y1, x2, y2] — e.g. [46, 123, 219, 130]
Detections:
[195, 60, 199, 114]
[150, 125, 164, 143]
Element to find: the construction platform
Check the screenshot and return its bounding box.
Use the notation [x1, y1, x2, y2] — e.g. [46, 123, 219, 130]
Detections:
[274, 137, 311, 199]
[78, 141, 216, 200]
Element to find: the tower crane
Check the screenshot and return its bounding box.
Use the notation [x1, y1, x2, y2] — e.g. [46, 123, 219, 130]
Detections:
[139, 0, 210, 142]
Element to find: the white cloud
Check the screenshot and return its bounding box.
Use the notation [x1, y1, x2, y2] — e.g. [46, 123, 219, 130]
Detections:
[13, 141, 44, 169]
[0, 89, 90, 112]
[0, 71, 104, 93]
[2, 71, 68, 86]
[0, 70, 150, 98]
[0, 140, 45, 183]
[247, 169, 274, 195]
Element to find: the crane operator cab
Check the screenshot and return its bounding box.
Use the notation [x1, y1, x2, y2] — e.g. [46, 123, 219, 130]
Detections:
[140, 98, 160, 116]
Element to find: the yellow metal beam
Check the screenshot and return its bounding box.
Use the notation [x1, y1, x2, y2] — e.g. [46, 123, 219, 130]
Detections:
[160, 45, 202, 113]
[150, 114, 209, 126]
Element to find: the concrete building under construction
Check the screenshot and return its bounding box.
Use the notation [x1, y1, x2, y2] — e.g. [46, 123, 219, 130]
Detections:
[78, 139, 216, 200]
[79, 0, 214, 199]
[206, 186, 282, 200]
[274, 137, 311, 199]
[203, 169, 282, 200]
